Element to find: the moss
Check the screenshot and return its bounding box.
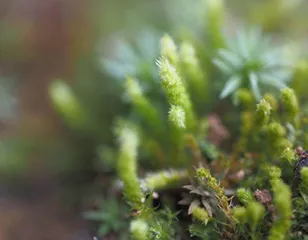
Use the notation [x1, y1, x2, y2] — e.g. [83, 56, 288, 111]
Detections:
[48, 1, 308, 239]
[254, 99, 272, 127]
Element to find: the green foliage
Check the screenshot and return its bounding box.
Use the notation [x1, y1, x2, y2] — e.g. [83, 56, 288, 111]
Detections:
[234, 88, 254, 109]
[116, 122, 144, 209]
[236, 188, 253, 205]
[130, 219, 149, 240]
[281, 87, 300, 120]
[214, 27, 292, 100]
[233, 207, 247, 223]
[179, 42, 209, 112]
[205, 0, 225, 49]
[192, 206, 211, 225]
[125, 76, 163, 134]
[146, 208, 179, 240]
[269, 179, 292, 240]
[160, 34, 179, 66]
[102, 30, 160, 85]
[168, 105, 186, 129]
[280, 147, 297, 165]
[48, 0, 308, 239]
[143, 169, 188, 191]
[157, 56, 196, 130]
[254, 99, 272, 127]
[49, 80, 87, 129]
[196, 168, 225, 200]
[83, 197, 128, 238]
[246, 201, 265, 232]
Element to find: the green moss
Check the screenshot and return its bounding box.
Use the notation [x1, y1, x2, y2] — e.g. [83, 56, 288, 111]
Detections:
[48, 1, 308, 239]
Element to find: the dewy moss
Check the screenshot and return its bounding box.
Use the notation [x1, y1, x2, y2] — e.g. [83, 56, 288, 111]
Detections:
[157, 56, 196, 130]
[281, 87, 299, 121]
[48, 1, 308, 239]
[254, 99, 272, 127]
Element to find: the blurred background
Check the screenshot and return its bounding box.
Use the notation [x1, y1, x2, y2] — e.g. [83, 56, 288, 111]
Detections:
[0, 0, 308, 239]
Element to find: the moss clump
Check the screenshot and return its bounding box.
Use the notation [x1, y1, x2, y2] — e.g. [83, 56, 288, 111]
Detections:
[49, 1, 308, 239]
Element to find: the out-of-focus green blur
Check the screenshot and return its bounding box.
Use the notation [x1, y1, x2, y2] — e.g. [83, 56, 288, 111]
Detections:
[0, 1, 173, 238]
[0, 0, 169, 180]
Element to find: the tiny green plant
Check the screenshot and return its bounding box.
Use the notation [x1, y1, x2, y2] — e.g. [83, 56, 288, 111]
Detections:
[213, 27, 293, 100]
[83, 197, 129, 238]
[49, 0, 308, 239]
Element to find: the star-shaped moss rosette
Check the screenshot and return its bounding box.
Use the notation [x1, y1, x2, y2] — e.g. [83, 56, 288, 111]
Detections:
[178, 184, 217, 220]
[213, 27, 293, 100]
[102, 29, 161, 91]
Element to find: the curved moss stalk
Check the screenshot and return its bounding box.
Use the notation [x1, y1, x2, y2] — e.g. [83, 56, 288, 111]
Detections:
[180, 42, 209, 113]
[160, 34, 179, 67]
[268, 166, 292, 240]
[157, 57, 196, 130]
[205, 0, 225, 50]
[233, 111, 253, 156]
[125, 77, 164, 135]
[234, 188, 265, 239]
[116, 123, 144, 209]
[142, 169, 189, 191]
